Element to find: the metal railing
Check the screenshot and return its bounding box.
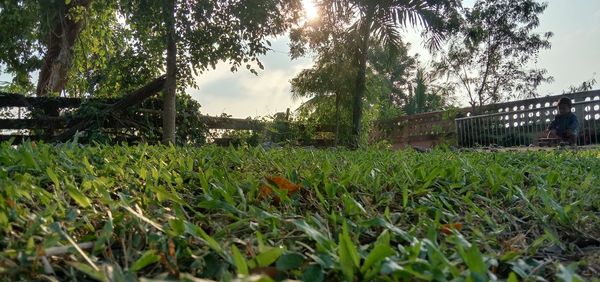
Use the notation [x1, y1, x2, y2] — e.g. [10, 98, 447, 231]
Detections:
[456, 96, 600, 147]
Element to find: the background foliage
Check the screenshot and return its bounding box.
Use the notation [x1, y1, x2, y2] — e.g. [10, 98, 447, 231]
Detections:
[436, 0, 554, 108]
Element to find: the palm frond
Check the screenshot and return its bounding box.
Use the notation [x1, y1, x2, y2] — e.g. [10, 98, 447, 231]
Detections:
[384, 0, 459, 51]
[372, 15, 403, 55]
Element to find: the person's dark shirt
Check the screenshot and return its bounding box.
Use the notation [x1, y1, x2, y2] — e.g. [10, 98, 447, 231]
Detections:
[549, 112, 578, 136]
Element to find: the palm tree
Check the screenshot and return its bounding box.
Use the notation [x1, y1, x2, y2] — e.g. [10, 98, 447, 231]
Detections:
[291, 45, 356, 145]
[369, 43, 416, 119]
[311, 0, 460, 147]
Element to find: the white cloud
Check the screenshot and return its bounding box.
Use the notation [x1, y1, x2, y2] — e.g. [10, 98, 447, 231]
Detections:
[189, 57, 312, 118]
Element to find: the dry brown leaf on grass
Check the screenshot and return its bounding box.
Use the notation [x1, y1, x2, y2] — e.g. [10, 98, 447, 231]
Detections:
[258, 176, 301, 201]
[502, 233, 528, 252]
[440, 223, 463, 235]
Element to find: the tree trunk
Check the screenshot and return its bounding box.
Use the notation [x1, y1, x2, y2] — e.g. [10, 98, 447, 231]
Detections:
[476, 42, 499, 109]
[162, 0, 177, 145]
[351, 7, 374, 148]
[36, 0, 91, 97]
[334, 92, 341, 146]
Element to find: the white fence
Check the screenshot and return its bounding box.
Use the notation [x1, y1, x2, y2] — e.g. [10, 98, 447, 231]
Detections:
[455, 90, 600, 147]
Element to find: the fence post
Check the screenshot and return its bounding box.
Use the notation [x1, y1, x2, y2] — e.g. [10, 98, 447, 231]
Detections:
[42, 102, 60, 140]
[455, 118, 461, 147]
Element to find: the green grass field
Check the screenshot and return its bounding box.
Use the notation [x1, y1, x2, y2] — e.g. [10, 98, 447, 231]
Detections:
[0, 143, 599, 281]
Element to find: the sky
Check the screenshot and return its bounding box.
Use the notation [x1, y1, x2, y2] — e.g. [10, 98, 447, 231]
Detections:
[1, 0, 599, 118]
[188, 0, 600, 117]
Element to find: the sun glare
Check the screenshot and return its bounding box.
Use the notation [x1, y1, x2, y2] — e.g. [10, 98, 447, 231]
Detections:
[302, 0, 319, 20]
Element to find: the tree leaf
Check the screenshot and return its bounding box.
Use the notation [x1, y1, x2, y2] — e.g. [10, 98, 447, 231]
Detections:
[231, 245, 249, 276]
[556, 263, 585, 282]
[67, 186, 92, 208]
[338, 221, 359, 282]
[130, 250, 161, 272]
[255, 246, 285, 268]
[276, 253, 304, 271]
[21, 148, 38, 169]
[67, 262, 106, 281]
[302, 264, 324, 282]
[460, 245, 488, 279]
[293, 220, 333, 251]
[47, 167, 60, 188]
[380, 258, 403, 274]
[361, 230, 394, 273]
[185, 222, 222, 253]
[168, 218, 185, 236]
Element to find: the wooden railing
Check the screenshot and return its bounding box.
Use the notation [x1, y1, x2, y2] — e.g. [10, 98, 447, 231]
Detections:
[205, 118, 336, 147]
[0, 94, 127, 143]
[0, 90, 335, 146]
[0, 77, 167, 143]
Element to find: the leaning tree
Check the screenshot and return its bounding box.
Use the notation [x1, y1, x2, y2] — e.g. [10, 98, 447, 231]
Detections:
[0, 0, 303, 144]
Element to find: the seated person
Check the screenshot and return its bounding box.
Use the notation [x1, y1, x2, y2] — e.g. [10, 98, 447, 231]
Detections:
[544, 97, 578, 145]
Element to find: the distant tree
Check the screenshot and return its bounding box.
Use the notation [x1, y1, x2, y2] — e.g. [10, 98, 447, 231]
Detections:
[403, 67, 453, 115]
[368, 43, 453, 118]
[563, 76, 597, 94]
[436, 0, 553, 109]
[291, 34, 356, 145]
[368, 43, 416, 120]
[293, 37, 453, 145]
[291, 0, 460, 147]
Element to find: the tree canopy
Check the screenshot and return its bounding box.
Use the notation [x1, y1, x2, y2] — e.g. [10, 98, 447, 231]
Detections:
[436, 0, 553, 108]
[0, 0, 303, 144]
[290, 0, 461, 147]
[0, 0, 302, 96]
